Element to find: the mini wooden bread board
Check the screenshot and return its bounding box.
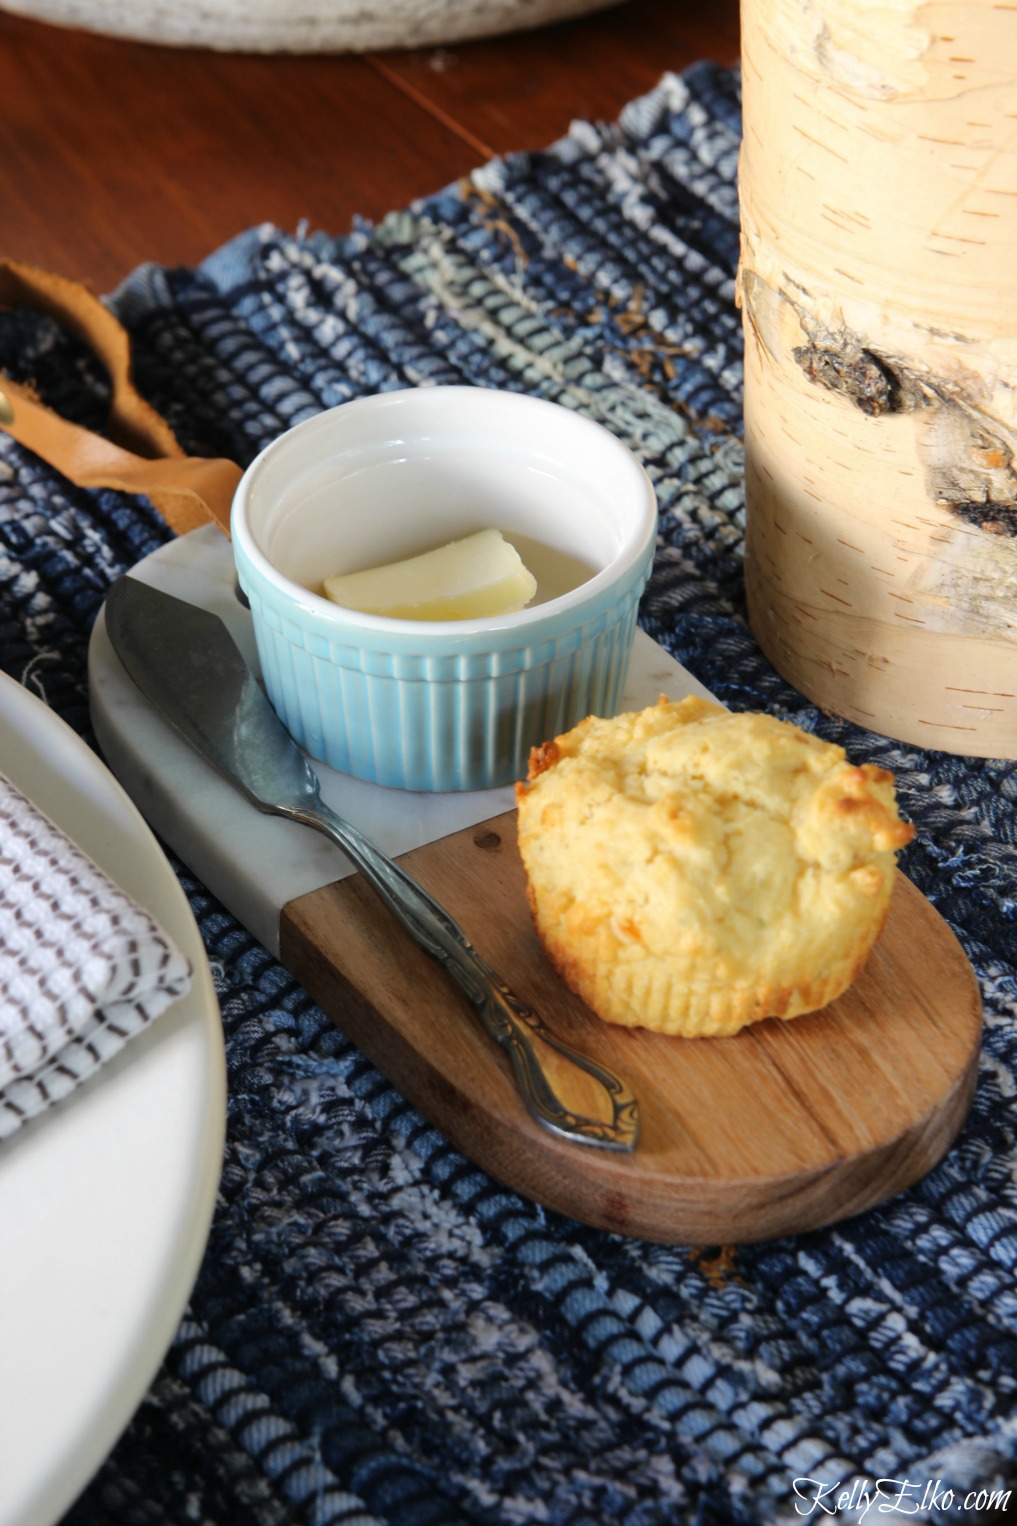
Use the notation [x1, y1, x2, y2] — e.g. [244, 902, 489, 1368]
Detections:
[89, 528, 983, 1246]
[281, 814, 981, 1246]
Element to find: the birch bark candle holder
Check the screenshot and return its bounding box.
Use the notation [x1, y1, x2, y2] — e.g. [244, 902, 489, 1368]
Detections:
[737, 0, 1017, 756]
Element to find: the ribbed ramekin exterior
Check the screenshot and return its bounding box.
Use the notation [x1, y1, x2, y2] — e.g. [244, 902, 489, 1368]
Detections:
[237, 546, 650, 792]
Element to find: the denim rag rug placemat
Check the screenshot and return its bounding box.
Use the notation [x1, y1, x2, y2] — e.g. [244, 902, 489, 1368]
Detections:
[2, 61, 1016, 1526]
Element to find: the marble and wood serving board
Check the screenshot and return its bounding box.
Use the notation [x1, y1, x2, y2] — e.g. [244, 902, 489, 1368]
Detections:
[88, 526, 983, 1244]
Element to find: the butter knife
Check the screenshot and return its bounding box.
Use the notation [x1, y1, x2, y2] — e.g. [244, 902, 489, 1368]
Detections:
[103, 576, 639, 1152]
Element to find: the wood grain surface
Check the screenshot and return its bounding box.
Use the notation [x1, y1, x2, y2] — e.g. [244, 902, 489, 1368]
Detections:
[281, 808, 982, 1245]
[0, 0, 739, 294]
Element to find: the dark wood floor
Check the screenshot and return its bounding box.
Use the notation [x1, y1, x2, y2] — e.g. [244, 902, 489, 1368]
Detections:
[0, 0, 739, 292]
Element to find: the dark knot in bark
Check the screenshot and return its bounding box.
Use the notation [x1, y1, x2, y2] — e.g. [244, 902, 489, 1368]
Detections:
[792, 342, 904, 416]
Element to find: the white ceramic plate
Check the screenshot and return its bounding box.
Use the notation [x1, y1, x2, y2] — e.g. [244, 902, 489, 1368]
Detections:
[0, 670, 226, 1526]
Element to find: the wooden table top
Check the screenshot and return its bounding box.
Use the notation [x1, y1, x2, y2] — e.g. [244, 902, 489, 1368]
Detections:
[0, 0, 739, 294]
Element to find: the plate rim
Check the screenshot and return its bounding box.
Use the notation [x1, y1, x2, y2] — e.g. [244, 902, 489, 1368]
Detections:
[0, 668, 226, 1526]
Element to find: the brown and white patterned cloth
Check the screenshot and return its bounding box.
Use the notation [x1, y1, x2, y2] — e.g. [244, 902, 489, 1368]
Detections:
[0, 771, 193, 1141]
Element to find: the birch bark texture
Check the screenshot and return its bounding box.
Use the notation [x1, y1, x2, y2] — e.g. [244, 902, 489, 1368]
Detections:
[737, 0, 1017, 756]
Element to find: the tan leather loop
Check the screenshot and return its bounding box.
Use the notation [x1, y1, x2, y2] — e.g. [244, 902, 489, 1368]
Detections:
[0, 257, 241, 535]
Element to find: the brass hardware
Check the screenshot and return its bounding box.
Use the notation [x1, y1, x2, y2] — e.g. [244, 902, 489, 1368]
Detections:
[0, 387, 12, 426]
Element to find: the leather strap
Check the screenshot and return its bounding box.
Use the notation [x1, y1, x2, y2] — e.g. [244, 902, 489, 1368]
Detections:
[0, 257, 241, 535]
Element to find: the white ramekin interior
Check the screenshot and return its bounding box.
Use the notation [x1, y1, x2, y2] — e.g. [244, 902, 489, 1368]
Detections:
[233, 388, 656, 633]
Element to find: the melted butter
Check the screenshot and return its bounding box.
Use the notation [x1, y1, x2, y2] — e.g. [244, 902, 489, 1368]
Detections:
[319, 529, 596, 620]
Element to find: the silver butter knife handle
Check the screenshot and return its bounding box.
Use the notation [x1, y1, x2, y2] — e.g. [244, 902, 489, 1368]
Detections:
[463, 968, 640, 1151]
[99, 577, 640, 1152]
[290, 798, 639, 1153]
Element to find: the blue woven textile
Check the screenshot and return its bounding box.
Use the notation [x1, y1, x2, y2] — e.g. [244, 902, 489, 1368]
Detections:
[2, 62, 1016, 1525]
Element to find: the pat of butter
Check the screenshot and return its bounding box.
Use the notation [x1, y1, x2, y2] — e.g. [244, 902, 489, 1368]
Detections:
[322, 529, 538, 620]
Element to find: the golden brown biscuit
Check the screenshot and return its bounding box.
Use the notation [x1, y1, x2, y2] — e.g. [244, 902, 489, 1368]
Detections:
[514, 695, 914, 1037]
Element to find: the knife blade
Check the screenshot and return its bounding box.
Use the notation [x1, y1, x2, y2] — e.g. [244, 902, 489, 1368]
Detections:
[103, 575, 639, 1152]
[104, 577, 315, 811]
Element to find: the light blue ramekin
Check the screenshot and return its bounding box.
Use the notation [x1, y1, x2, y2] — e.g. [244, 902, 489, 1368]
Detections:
[231, 387, 657, 792]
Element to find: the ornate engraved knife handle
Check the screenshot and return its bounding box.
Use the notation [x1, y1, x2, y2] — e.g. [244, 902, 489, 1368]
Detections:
[292, 798, 640, 1153]
[458, 962, 640, 1151]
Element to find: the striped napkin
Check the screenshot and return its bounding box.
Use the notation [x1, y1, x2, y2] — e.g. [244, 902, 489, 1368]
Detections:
[0, 771, 193, 1141]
